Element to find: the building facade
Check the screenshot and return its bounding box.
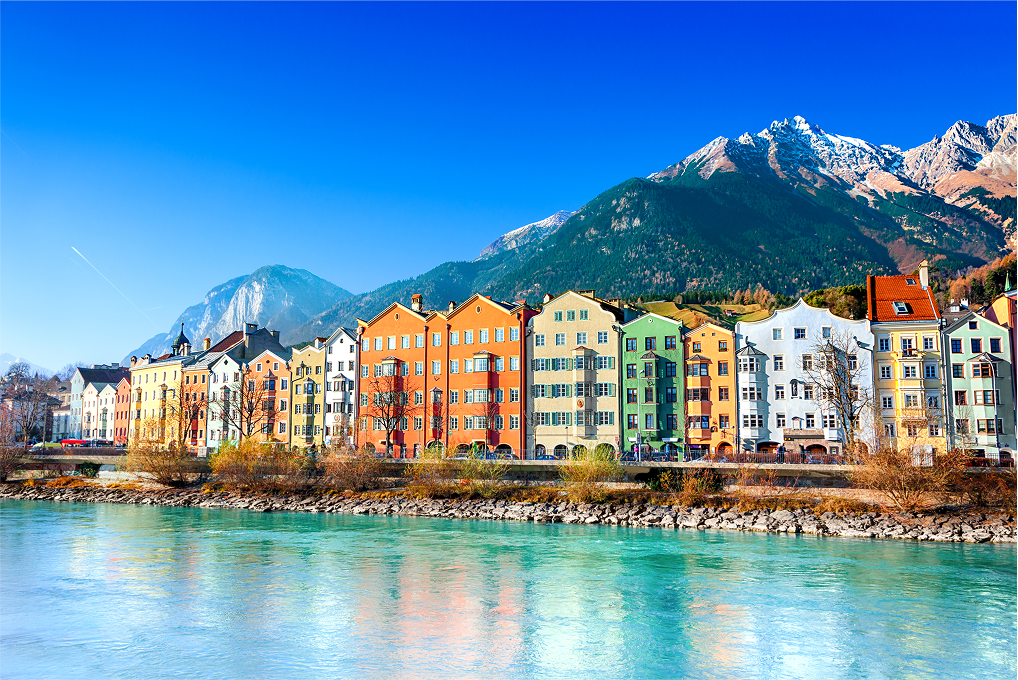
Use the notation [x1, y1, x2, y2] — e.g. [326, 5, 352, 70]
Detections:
[735, 299, 873, 458]
[114, 377, 131, 444]
[325, 327, 358, 447]
[290, 340, 327, 449]
[867, 263, 948, 453]
[944, 311, 1016, 457]
[683, 322, 737, 457]
[70, 364, 129, 438]
[525, 291, 627, 459]
[622, 313, 685, 458]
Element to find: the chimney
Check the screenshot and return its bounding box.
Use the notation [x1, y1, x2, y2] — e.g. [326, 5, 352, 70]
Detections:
[542, 293, 553, 304]
[448, 300, 456, 313]
[203, 338, 211, 351]
[130, 356, 137, 367]
[144, 354, 151, 361]
[315, 337, 327, 349]
[411, 294, 423, 313]
[270, 330, 280, 341]
[918, 259, 929, 290]
[961, 298, 969, 310]
[245, 323, 258, 335]
[578, 289, 596, 299]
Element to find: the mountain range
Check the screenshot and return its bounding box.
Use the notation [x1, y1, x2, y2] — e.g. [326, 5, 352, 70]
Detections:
[118, 114, 1015, 353]
[0, 353, 54, 379]
[123, 265, 352, 362]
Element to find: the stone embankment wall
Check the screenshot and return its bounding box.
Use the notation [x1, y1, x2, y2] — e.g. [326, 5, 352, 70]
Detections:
[1, 484, 1014, 544]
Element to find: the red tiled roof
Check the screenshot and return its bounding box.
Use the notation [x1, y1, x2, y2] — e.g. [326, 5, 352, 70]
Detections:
[209, 331, 244, 352]
[866, 275, 941, 322]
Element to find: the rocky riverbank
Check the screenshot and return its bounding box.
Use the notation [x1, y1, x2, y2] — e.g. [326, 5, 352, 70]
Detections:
[2, 483, 1014, 543]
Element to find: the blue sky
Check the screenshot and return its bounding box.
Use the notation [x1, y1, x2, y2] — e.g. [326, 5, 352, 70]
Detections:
[2, 1, 1015, 370]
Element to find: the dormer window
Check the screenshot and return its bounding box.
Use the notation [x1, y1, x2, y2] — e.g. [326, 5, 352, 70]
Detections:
[892, 301, 909, 315]
[905, 278, 916, 285]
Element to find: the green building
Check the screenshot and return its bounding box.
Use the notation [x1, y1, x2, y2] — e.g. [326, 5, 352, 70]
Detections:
[622, 313, 684, 460]
[944, 311, 1016, 460]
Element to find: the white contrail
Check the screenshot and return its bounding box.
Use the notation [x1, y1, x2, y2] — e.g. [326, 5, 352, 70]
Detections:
[71, 247, 158, 328]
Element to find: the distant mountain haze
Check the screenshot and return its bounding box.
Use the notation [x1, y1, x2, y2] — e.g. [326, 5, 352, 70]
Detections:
[123, 265, 352, 363]
[0, 353, 54, 378]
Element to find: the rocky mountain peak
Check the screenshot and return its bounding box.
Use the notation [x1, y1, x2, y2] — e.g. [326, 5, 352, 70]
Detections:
[476, 210, 576, 260]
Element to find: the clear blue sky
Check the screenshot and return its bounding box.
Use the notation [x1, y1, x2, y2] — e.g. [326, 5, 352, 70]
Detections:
[2, 2, 1015, 370]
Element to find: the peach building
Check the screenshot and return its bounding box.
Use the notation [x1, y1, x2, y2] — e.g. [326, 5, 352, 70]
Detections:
[683, 322, 737, 457]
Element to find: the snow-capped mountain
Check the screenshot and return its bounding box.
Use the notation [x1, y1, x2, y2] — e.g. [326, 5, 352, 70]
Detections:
[476, 210, 576, 260]
[124, 265, 352, 362]
[0, 353, 54, 378]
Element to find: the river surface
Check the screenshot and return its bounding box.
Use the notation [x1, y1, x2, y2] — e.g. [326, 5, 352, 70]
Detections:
[1, 500, 1015, 679]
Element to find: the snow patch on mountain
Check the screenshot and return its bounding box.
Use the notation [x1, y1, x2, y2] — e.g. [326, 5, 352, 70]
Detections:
[476, 210, 576, 260]
[0, 353, 55, 378]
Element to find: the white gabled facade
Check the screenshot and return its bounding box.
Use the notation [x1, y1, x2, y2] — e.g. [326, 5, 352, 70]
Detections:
[735, 299, 874, 458]
[325, 327, 359, 447]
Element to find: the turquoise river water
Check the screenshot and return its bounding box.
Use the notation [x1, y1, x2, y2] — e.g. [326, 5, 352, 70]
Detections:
[1, 500, 1015, 679]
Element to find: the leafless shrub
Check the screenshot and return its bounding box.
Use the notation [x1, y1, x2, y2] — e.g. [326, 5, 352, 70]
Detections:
[122, 445, 200, 487]
[850, 444, 966, 512]
[319, 443, 387, 491]
[404, 445, 458, 498]
[209, 440, 312, 492]
[559, 444, 622, 503]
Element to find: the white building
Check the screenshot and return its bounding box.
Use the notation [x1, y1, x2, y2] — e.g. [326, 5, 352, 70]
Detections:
[325, 327, 358, 447]
[735, 299, 874, 459]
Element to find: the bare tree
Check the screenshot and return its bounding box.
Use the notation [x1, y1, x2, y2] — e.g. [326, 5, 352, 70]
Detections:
[0, 403, 22, 481]
[2, 376, 57, 449]
[56, 363, 85, 382]
[361, 367, 423, 456]
[799, 329, 873, 450]
[208, 366, 274, 444]
[162, 378, 207, 452]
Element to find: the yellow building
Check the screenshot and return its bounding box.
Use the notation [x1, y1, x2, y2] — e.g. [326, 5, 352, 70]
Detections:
[867, 262, 947, 452]
[128, 326, 194, 447]
[290, 338, 328, 449]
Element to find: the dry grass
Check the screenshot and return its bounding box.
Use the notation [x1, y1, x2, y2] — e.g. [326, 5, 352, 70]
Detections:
[122, 446, 202, 487]
[44, 476, 95, 489]
[209, 440, 313, 492]
[318, 445, 388, 492]
[559, 447, 623, 503]
[850, 447, 967, 512]
[403, 446, 459, 498]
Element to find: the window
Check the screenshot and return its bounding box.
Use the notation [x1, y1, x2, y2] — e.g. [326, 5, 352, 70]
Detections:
[718, 361, 729, 376]
[626, 364, 637, 378]
[644, 387, 655, 403]
[575, 382, 590, 397]
[449, 390, 459, 404]
[535, 334, 546, 347]
[595, 356, 614, 370]
[644, 414, 655, 430]
[901, 337, 914, 351]
[508, 388, 519, 403]
[801, 354, 813, 370]
[576, 309, 587, 321]
[892, 301, 909, 315]
[627, 414, 638, 430]
[974, 390, 996, 405]
[475, 389, 491, 403]
[878, 337, 890, 352]
[374, 337, 383, 351]
[955, 419, 969, 434]
[686, 388, 709, 401]
[775, 385, 785, 400]
[532, 358, 548, 371]
[952, 364, 964, 378]
[881, 396, 894, 409]
[450, 331, 460, 345]
[449, 416, 459, 430]
[923, 336, 935, 351]
[803, 384, 814, 400]
[464, 331, 473, 344]
[626, 338, 637, 351]
[432, 361, 441, 375]
[450, 360, 459, 374]
[576, 332, 587, 345]
[464, 360, 474, 373]
[686, 362, 709, 377]
[805, 413, 815, 428]
[574, 356, 587, 370]
[954, 391, 967, 405]
[718, 387, 729, 401]
[552, 357, 571, 371]
[902, 365, 917, 378]
[464, 390, 474, 404]
[927, 422, 942, 437]
[743, 414, 764, 428]
[413, 416, 423, 431]
[822, 414, 838, 429]
[665, 387, 677, 403]
[493, 415, 503, 430]
[904, 394, 919, 407]
[626, 388, 637, 404]
[988, 338, 1001, 354]
[510, 327, 519, 342]
[510, 415, 520, 429]
[510, 357, 519, 371]
[775, 413, 786, 428]
[972, 363, 992, 378]
[479, 329, 489, 344]
[770, 355, 783, 371]
[566, 310, 576, 321]
[645, 337, 656, 350]
[794, 328, 807, 340]
[970, 338, 982, 353]
[665, 362, 677, 377]
[927, 394, 940, 409]
[924, 364, 937, 379]
[494, 357, 504, 372]
[413, 362, 423, 376]
[552, 383, 571, 398]
[773, 328, 783, 341]
[494, 328, 504, 343]
[413, 391, 424, 405]
[433, 333, 441, 347]
[822, 327, 832, 339]
[554, 311, 563, 322]
[741, 387, 762, 401]
[597, 331, 608, 344]
[969, 320, 979, 330]
[692, 342, 702, 352]
[950, 338, 962, 354]
[665, 336, 677, 350]
[388, 336, 397, 350]
[883, 423, 896, 437]
[475, 357, 489, 372]
[400, 335, 410, 349]
[738, 357, 760, 372]
[880, 365, 892, 379]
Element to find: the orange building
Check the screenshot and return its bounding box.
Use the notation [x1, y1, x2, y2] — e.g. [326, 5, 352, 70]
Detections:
[683, 322, 737, 457]
[249, 349, 292, 445]
[114, 377, 132, 445]
[181, 360, 211, 452]
[357, 293, 534, 457]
